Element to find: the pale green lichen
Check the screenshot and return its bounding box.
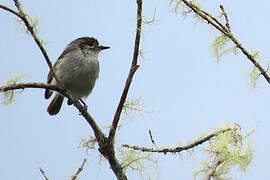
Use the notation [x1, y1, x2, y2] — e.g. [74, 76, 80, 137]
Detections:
[1, 74, 25, 105]
[194, 124, 254, 180]
[212, 33, 231, 62]
[143, 8, 158, 25]
[118, 148, 159, 179]
[170, 0, 201, 16]
[78, 135, 97, 153]
[247, 65, 260, 88]
[122, 98, 153, 120]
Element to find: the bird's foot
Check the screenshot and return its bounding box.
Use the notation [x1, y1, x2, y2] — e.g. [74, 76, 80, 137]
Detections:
[78, 98, 88, 115]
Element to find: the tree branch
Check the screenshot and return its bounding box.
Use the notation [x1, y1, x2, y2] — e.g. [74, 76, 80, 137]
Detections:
[203, 154, 222, 180]
[71, 158, 87, 180]
[12, 0, 63, 86]
[0, 0, 143, 179]
[109, 0, 142, 141]
[122, 128, 232, 154]
[39, 167, 49, 180]
[179, 0, 270, 83]
[0, 4, 22, 18]
[0, 81, 126, 179]
[0, 82, 63, 93]
[148, 130, 156, 145]
[0, 82, 105, 142]
[219, 5, 231, 32]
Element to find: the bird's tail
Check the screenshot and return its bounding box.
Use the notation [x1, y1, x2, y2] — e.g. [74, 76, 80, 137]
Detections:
[47, 93, 64, 115]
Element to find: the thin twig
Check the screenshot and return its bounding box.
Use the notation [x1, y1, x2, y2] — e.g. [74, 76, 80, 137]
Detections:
[39, 167, 49, 180]
[148, 130, 156, 145]
[0, 4, 22, 18]
[108, 0, 142, 141]
[220, 5, 231, 32]
[179, 0, 270, 84]
[123, 128, 232, 154]
[194, 4, 229, 34]
[71, 158, 87, 180]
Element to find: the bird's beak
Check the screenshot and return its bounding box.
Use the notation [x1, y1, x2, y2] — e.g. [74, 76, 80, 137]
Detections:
[99, 45, 110, 50]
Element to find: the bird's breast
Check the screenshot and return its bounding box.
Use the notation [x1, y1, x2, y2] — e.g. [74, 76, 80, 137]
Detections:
[56, 55, 100, 98]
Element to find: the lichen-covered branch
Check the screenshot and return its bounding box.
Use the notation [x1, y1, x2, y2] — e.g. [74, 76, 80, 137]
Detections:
[123, 128, 232, 154]
[14, 0, 62, 85]
[0, 82, 105, 142]
[203, 155, 222, 180]
[177, 0, 270, 83]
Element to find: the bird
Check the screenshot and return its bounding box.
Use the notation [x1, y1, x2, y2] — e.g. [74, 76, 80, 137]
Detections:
[44, 37, 110, 115]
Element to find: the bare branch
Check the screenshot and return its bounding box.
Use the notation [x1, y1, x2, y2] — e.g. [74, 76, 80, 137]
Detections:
[71, 158, 87, 180]
[148, 130, 156, 145]
[39, 167, 49, 180]
[123, 128, 232, 154]
[109, 0, 142, 140]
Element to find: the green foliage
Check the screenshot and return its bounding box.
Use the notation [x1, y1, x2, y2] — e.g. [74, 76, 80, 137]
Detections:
[247, 65, 260, 88]
[244, 51, 267, 88]
[78, 135, 97, 153]
[170, 0, 182, 14]
[194, 124, 254, 179]
[1, 74, 25, 105]
[118, 148, 159, 178]
[170, 0, 201, 13]
[142, 8, 158, 25]
[212, 33, 232, 62]
[171, 0, 203, 23]
[251, 50, 261, 60]
[122, 98, 152, 120]
[246, 51, 261, 88]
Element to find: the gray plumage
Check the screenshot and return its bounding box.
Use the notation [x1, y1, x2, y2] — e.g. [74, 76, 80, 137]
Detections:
[45, 37, 109, 115]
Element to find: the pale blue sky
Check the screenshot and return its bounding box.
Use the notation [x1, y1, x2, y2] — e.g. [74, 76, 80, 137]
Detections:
[1, 0, 270, 179]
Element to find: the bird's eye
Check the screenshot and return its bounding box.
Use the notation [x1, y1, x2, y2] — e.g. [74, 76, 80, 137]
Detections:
[89, 45, 95, 49]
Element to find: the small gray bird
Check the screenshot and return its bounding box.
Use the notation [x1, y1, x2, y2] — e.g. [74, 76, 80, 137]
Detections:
[45, 37, 110, 115]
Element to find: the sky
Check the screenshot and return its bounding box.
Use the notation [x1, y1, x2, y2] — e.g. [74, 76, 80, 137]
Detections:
[1, 0, 270, 179]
